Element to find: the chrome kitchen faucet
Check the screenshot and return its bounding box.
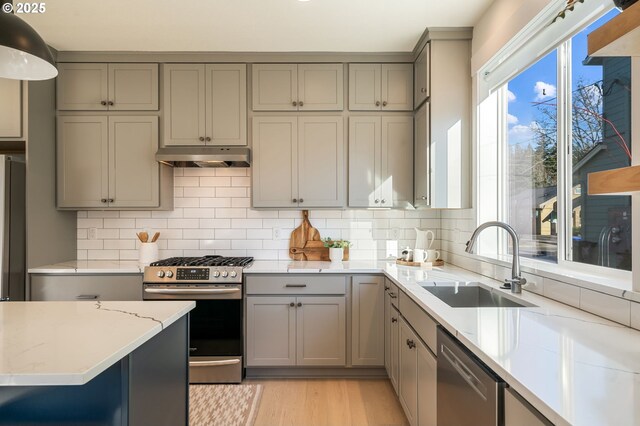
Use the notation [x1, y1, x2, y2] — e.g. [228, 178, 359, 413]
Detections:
[465, 221, 527, 294]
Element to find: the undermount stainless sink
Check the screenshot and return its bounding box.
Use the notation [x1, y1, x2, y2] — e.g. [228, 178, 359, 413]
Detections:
[420, 282, 536, 308]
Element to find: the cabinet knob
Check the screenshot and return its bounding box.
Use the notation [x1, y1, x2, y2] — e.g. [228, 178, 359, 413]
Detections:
[391, 317, 397, 323]
[108, 199, 114, 203]
[205, 137, 211, 142]
[299, 198, 304, 203]
[406, 339, 416, 349]
[101, 199, 107, 203]
[421, 196, 427, 200]
[382, 101, 388, 107]
[292, 101, 298, 106]
[297, 302, 302, 307]
[292, 198, 298, 203]
[374, 199, 380, 204]
[100, 101, 107, 106]
[375, 101, 381, 107]
[108, 101, 114, 106]
[199, 137, 205, 142]
[421, 88, 427, 93]
[299, 101, 304, 107]
[381, 199, 386, 204]
[290, 302, 295, 307]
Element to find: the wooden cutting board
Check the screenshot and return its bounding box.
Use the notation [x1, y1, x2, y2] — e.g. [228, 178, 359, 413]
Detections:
[289, 210, 321, 260]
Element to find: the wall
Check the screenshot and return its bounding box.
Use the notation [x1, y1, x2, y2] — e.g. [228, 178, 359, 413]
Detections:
[77, 167, 441, 261]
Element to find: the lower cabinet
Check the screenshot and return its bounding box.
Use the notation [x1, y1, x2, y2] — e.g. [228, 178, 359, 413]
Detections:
[505, 387, 553, 426]
[351, 275, 385, 366]
[417, 339, 437, 426]
[30, 274, 143, 301]
[246, 295, 346, 367]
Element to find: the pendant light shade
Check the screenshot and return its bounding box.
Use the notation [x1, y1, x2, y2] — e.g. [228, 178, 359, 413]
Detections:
[0, 10, 57, 80]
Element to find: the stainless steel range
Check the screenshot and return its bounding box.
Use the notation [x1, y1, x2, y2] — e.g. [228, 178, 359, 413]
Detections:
[143, 255, 253, 384]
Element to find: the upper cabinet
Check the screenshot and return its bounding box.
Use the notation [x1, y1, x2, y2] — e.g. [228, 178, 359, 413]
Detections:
[57, 63, 158, 111]
[0, 78, 22, 139]
[348, 115, 413, 208]
[349, 64, 413, 111]
[164, 63, 247, 146]
[414, 43, 430, 108]
[414, 36, 471, 209]
[252, 64, 344, 111]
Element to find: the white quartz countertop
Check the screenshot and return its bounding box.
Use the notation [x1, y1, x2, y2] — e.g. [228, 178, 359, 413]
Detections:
[247, 259, 640, 426]
[0, 300, 194, 386]
[28, 260, 144, 274]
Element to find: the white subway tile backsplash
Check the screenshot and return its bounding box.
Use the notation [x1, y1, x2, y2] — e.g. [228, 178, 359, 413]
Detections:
[199, 219, 231, 228]
[200, 177, 231, 187]
[183, 229, 216, 239]
[199, 198, 232, 208]
[183, 187, 216, 197]
[215, 208, 247, 219]
[183, 208, 215, 218]
[104, 218, 136, 228]
[78, 218, 103, 228]
[216, 187, 247, 198]
[215, 229, 247, 239]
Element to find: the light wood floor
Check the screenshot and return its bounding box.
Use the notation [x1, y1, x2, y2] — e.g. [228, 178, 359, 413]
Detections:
[246, 378, 408, 426]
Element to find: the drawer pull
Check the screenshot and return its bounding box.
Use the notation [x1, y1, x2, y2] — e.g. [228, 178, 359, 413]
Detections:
[406, 339, 416, 349]
[77, 294, 99, 300]
[285, 284, 307, 288]
[389, 292, 397, 299]
[391, 317, 398, 323]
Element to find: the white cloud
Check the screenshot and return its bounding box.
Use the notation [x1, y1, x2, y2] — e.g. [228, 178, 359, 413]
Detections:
[507, 90, 516, 102]
[509, 124, 531, 135]
[507, 113, 518, 125]
[534, 81, 556, 101]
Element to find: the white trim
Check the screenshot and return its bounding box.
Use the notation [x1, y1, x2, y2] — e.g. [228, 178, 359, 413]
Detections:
[633, 58, 640, 292]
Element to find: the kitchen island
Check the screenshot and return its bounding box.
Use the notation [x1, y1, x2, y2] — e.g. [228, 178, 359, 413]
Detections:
[0, 300, 194, 425]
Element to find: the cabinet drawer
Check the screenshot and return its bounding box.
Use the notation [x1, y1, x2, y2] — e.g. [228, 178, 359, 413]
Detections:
[246, 275, 346, 295]
[30, 274, 143, 301]
[399, 290, 438, 354]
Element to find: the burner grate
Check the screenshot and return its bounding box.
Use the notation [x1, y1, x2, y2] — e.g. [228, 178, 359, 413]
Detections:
[150, 256, 254, 268]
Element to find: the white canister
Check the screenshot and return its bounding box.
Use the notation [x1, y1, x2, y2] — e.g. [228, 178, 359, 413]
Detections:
[139, 242, 159, 266]
[329, 247, 344, 262]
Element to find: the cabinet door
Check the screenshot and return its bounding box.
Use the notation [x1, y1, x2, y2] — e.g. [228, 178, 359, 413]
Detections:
[384, 281, 391, 377]
[399, 318, 418, 426]
[163, 64, 206, 146]
[0, 78, 22, 138]
[417, 340, 437, 426]
[348, 116, 381, 207]
[57, 63, 108, 111]
[348, 64, 381, 111]
[381, 64, 413, 111]
[205, 64, 247, 146]
[296, 296, 346, 366]
[108, 116, 159, 208]
[252, 117, 298, 207]
[414, 43, 429, 107]
[252, 64, 298, 111]
[246, 296, 296, 366]
[414, 102, 430, 208]
[381, 116, 413, 208]
[351, 276, 384, 366]
[390, 306, 400, 392]
[298, 64, 344, 111]
[298, 116, 344, 208]
[57, 116, 109, 208]
[505, 388, 553, 426]
[108, 63, 158, 111]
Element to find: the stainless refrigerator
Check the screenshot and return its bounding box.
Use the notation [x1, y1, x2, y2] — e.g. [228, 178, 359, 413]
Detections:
[0, 155, 25, 301]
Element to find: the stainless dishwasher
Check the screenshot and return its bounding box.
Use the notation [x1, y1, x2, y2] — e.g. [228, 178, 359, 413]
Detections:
[437, 327, 505, 426]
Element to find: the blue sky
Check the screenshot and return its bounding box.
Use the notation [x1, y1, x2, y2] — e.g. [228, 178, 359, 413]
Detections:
[506, 9, 620, 147]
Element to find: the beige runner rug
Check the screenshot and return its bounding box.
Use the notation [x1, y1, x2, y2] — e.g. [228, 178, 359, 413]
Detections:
[190, 384, 263, 426]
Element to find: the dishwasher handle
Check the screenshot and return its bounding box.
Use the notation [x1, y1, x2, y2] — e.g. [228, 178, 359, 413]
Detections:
[440, 342, 488, 401]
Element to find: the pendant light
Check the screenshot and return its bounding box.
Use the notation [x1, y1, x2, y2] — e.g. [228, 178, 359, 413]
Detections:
[0, 1, 57, 80]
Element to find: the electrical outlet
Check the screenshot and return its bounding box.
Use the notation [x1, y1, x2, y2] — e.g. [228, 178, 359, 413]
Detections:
[88, 227, 98, 240]
[273, 228, 281, 240]
[390, 228, 401, 240]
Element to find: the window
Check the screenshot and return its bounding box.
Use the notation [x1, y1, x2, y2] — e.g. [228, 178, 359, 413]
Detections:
[479, 9, 633, 275]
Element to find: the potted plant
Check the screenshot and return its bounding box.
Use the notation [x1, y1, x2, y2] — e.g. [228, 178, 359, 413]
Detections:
[323, 238, 351, 262]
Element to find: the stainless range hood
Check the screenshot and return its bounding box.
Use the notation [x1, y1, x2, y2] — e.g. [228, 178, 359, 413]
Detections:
[155, 146, 250, 168]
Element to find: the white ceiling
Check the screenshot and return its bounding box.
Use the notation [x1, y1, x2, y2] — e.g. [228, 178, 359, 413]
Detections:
[22, 0, 493, 52]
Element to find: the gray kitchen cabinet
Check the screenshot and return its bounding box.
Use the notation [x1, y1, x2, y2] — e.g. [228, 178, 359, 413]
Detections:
[505, 387, 553, 426]
[296, 296, 346, 366]
[351, 275, 384, 366]
[348, 115, 413, 208]
[57, 63, 158, 111]
[246, 296, 297, 366]
[30, 274, 143, 301]
[390, 305, 400, 392]
[252, 64, 343, 111]
[57, 115, 163, 209]
[246, 295, 346, 367]
[164, 63, 246, 146]
[414, 43, 430, 108]
[414, 101, 430, 207]
[399, 317, 419, 426]
[417, 338, 437, 426]
[252, 116, 344, 208]
[0, 78, 22, 139]
[384, 281, 392, 377]
[348, 64, 412, 111]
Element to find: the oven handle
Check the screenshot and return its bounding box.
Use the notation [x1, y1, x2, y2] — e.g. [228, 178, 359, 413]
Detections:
[144, 288, 241, 295]
[189, 359, 241, 367]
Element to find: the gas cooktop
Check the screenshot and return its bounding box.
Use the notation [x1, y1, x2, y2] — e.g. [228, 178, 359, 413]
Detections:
[150, 256, 254, 268]
[144, 255, 254, 284]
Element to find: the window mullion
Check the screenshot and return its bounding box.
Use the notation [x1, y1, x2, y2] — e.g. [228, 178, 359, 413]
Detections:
[557, 41, 571, 268]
